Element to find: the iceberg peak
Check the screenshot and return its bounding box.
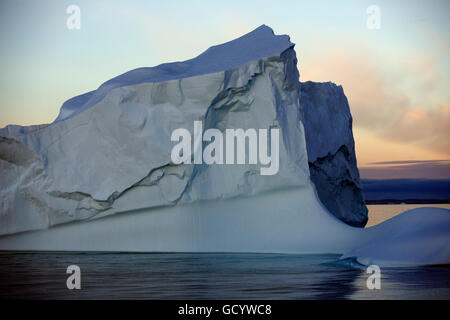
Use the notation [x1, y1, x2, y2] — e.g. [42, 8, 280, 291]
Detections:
[54, 24, 294, 122]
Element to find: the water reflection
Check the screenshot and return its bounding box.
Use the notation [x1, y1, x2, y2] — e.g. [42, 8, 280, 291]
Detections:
[0, 253, 448, 299]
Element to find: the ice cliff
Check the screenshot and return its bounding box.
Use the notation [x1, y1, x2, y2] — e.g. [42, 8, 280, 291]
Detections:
[301, 81, 368, 227]
[0, 25, 448, 266]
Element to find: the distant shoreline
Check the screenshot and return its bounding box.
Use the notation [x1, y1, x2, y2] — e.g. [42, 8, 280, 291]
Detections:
[365, 199, 450, 205]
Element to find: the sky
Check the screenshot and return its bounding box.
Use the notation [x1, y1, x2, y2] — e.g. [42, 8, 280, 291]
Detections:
[0, 0, 449, 179]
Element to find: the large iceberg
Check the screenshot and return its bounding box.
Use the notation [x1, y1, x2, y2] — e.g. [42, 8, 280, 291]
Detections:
[0, 25, 309, 233]
[0, 25, 449, 267]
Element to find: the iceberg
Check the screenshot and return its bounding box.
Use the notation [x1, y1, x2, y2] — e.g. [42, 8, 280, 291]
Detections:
[0, 25, 449, 267]
[342, 207, 450, 267]
[301, 81, 368, 227]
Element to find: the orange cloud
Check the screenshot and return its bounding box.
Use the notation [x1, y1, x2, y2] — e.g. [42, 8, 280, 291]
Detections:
[299, 38, 450, 161]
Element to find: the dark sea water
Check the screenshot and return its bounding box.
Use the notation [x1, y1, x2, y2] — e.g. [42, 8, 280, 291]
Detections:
[0, 252, 449, 300]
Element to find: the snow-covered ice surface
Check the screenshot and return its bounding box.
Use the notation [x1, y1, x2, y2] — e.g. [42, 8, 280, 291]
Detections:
[54, 24, 294, 123]
[0, 25, 449, 267]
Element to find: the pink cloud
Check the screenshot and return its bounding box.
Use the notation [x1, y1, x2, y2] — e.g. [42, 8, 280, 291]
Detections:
[300, 38, 450, 157]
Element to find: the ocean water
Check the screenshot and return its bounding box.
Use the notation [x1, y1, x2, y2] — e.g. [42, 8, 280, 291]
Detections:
[0, 204, 449, 300]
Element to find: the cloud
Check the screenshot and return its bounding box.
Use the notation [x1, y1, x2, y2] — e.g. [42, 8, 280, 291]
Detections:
[300, 37, 450, 157]
[369, 159, 449, 165]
